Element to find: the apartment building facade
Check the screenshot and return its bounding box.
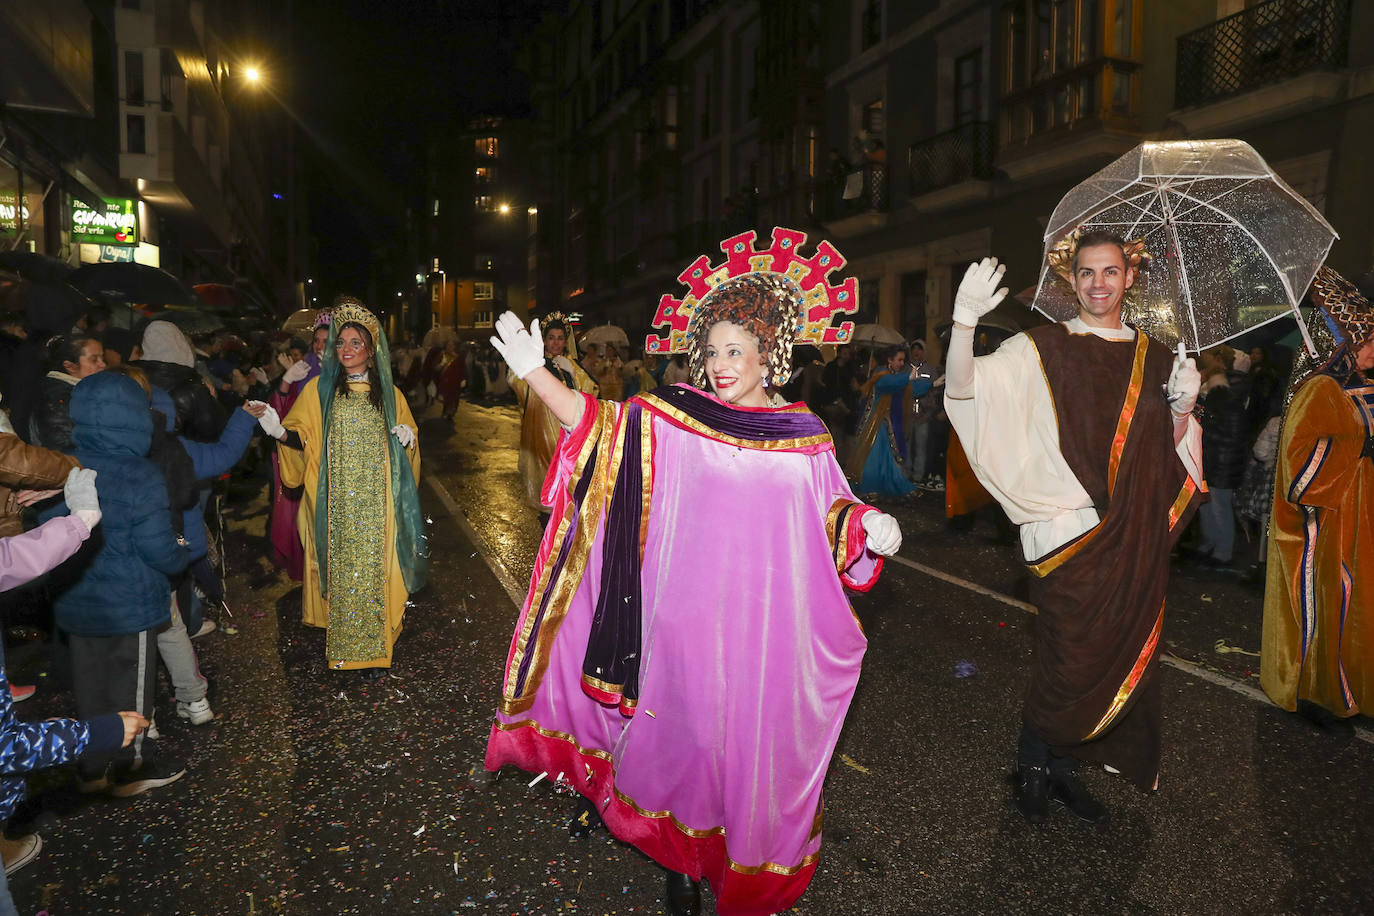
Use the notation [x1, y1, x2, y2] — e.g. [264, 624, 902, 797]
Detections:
[526, 0, 1372, 358]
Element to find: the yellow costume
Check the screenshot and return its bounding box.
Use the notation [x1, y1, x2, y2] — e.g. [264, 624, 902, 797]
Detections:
[1262, 267, 1374, 716]
[278, 376, 421, 669]
[511, 354, 597, 509]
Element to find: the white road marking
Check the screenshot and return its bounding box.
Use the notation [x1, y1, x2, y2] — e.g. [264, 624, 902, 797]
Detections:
[884, 552, 1374, 745]
[425, 476, 527, 609]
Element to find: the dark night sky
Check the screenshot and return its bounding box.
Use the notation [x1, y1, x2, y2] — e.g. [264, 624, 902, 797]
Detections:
[286, 0, 560, 303]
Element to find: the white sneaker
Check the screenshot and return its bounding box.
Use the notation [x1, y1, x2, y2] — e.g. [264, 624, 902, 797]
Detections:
[177, 698, 214, 725]
[190, 619, 217, 639]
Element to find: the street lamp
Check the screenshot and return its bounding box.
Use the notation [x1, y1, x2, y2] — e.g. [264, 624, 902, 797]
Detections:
[498, 203, 511, 214]
[243, 64, 262, 84]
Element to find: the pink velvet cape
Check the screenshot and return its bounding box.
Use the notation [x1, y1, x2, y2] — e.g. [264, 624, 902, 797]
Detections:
[485, 385, 883, 916]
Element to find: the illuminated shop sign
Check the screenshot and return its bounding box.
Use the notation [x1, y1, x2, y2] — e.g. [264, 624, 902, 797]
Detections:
[71, 197, 138, 246]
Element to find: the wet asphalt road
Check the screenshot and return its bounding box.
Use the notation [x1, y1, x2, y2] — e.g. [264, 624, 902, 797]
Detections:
[6, 396, 1373, 915]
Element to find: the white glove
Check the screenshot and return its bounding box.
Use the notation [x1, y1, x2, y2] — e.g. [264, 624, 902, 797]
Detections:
[391, 424, 417, 449]
[250, 366, 269, 385]
[257, 404, 286, 440]
[1166, 343, 1201, 416]
[282, 359, 310, 384]
[952, 257, 1009, 328]
[861, 511, 902, 557]
[490, 311, 546, 379]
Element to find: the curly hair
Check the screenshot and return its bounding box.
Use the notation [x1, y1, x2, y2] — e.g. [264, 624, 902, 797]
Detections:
[686, 273, 803, 388]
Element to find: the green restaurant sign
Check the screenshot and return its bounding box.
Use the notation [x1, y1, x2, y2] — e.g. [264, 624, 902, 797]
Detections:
[72, 197, 138, 246]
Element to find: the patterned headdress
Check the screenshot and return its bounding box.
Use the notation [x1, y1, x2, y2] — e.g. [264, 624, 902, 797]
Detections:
[330, 296, 380, 343]
[1047, 226, 1152, 286]
[1309, 266, 1374, 349]
[646, 228, 860, 387]
[313, 310, 332, 330]
[539, 311, 570, 335]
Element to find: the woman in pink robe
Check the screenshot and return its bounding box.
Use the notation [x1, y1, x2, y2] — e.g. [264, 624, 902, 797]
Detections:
[268, 320, 329, 579]
[483, 264, 902, 916]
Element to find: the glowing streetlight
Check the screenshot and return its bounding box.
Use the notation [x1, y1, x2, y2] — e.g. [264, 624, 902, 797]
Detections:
[244, 65, 262, 84]
[498, 203, 510, 214]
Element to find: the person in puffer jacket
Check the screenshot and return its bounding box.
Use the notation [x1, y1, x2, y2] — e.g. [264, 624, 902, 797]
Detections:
[0, 467, 147, 897]
[143, 382, 261, 728]
[132, 320, 226, 443]
[40, 372, 188, 797]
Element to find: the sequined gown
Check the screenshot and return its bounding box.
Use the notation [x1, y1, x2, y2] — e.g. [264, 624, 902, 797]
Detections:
[278, 378, 421, 669]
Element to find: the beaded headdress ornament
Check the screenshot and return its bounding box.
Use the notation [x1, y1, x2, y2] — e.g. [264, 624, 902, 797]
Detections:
[313, 310, 332, 330]
[645, 227, 860, 387]
[539, 311, 570, 335]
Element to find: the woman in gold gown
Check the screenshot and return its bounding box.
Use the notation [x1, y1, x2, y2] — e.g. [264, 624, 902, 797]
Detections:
[262, 297, 428, 677]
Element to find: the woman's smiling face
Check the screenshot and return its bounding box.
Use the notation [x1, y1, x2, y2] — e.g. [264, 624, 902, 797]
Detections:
[704, 321, 767, 408]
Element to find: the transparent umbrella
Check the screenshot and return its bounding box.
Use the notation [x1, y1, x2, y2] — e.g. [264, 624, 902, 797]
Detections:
[1030, 139, 1337, 355]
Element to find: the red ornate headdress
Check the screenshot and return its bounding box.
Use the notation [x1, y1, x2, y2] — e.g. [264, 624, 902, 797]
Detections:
[645, 227, 860, 358]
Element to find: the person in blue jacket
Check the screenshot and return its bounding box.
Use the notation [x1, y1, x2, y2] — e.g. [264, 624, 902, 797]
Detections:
[145, 382, 262, 728]
[41, 371, 188, 797]
[0, 467, 147, 902]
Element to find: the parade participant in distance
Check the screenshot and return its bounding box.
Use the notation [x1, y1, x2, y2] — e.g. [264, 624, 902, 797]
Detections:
[483, 228, 902, 916]
[509, 312, 597, 526]
[944, 231, 1204, 824]
[269, 312, 330, 580]
[259, 297, 427, 678]
[846, 343, 930, 496]
[1261, 267, 1374, 733]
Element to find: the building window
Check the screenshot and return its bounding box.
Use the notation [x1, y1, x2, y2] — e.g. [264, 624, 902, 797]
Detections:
[126, 114, 146, 153]
[475, 136, 499, 158]
[954, 49, 983, 126]
[432, 198, 440, 216]
[862, 98, 884, 138]
[125, 51, 144, 105]
[474, 165, 493, 182]
[861, 0, 883, 52]
[474, 310, 494, 328]
[475, 254, 494, 271]
[474, 195, 494, 211]
[1000, 0, 1136, 145]
[474, 282, 494, 300]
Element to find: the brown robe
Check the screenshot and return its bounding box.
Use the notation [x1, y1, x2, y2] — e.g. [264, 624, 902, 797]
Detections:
[1022, 324, 1204, 790]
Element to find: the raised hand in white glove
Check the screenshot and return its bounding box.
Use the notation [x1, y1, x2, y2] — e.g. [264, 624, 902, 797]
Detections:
[64, 467, 102, 532]
[489, 311, 546, 379]
[282, 359, 310, 385]
[249, 366, 269, 386]
[1166, 343, 1201, 416]
[391, 424, 417, 449]
[861, 511, 902, 557]
[952, 257, 1009, 329]
[256, 404, 286, 440]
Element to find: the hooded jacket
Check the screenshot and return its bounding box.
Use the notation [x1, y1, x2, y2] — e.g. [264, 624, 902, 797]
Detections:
[134, 321, 226, 442]
[42, 373, 188, 636]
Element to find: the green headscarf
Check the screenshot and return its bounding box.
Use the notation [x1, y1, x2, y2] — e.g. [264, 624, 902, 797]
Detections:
[313, 305, 429, 596]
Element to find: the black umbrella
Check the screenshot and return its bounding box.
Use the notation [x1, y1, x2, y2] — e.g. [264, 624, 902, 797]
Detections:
[150, 307, 227, 337]
[0, 278, 95, 335]
[0, 250, 74, 285]
[70, 262, 202, 308]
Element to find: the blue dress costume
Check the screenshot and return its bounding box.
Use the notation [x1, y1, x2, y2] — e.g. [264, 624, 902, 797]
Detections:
[847, 369, 932, 496]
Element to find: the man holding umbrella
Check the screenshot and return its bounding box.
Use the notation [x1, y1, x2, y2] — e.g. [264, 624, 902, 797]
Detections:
[944, 232, 1204, 824]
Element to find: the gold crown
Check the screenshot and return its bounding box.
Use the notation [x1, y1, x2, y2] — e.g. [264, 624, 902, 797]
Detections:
[1047, 227, 1151, 285]
[1310, 267, 1374, 347]
[331, 297, 380, 342]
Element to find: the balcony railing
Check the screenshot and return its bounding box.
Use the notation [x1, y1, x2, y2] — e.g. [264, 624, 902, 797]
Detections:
[1175, 0, 1352, 108]
[816, 162, 887, 222]
[908, 122, 995, 197]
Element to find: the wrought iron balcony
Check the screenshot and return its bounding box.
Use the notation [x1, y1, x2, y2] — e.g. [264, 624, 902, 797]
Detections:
[1176, 0, 1352, 108]
[815, 162, 887, 222]
[908, 122, 995, 198]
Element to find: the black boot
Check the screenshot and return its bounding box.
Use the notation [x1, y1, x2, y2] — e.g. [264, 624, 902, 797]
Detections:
[664, 870, 701, 916]
[567, 796, 603, 837]
[1011, 724, 1050, 824]
[1048, 757, 1110, 824]
[1010, 762, 1050, 823]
